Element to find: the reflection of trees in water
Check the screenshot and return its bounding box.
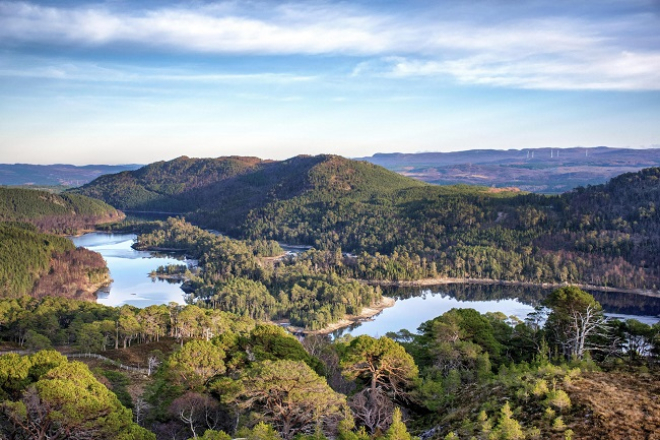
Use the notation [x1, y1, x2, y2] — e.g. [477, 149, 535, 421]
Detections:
[382, 284, 549, 305]
[588, 290, 660, 316]
[125, 213, 171, 222]
[150, 251, 188, 260]
[381, 284, 660, 317]
[162, 278, 182, 285]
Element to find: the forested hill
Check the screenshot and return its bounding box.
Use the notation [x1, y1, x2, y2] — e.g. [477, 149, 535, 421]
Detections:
[73, 155, 266, 212]
[0, 187, 124, 234]
[74, 154, 660, 290]
[71, 154, 429, 233]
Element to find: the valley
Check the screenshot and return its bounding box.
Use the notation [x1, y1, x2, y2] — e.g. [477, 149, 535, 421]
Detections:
[3, 1, 658, 437]
[1, 154, 659, 440]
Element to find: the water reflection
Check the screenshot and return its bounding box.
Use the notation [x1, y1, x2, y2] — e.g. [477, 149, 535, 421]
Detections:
[72, 232, 193, 308]
[73, 233, 660, 331]
[334, 284, 660, 338]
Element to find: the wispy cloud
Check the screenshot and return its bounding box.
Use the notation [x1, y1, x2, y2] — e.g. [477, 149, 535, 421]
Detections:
[1, 1, 659, 90]
[0, 58, 316, 84]
[375, 50, 660, 91]
[0, 1, 398, 55]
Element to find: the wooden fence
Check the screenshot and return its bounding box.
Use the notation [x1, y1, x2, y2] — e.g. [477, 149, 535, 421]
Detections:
[0, 350, 150, 375]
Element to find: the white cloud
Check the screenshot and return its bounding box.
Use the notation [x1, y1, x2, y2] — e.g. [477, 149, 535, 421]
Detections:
[0, 1, 399, 55]
[0, 1, 659, 90]
[381, 49, 660, 91]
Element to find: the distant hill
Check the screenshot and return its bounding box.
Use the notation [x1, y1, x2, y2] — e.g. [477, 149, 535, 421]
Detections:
[359, 147, 660, 193]
[0, 187, 124, 234]
[0, 163, 142, 187]
[71, 154, 435, 237]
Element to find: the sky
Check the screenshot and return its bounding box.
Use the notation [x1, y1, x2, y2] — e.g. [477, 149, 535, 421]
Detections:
[0, 0, 659, 165]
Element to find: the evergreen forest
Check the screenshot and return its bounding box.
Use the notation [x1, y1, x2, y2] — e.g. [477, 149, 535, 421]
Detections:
[0, 187, 124, 234]
[74, 156, 660, 291]
[0, 290, 658, 440]
[1, 155, 659, 439]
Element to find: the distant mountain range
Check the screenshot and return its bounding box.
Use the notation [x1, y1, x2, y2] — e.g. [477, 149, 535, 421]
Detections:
[4, 147, 660, 193]
[358, 147, 660, 193]
[0, 164, 142, 187]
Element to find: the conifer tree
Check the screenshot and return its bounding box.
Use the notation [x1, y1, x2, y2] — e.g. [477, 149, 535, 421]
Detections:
[490, 402, 525, 440]
[384, 408, 414, 440]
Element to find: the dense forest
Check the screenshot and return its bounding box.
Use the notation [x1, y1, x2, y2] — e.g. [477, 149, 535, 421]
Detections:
[135, 217, 382, 330]
[0, 188, 119, 300]
[2, 156, 659, 439]
[1, 289, 658, 440]
[0, 222, 108, 300]
[73, 155, 660, 291]
[0, 187, 124, 234]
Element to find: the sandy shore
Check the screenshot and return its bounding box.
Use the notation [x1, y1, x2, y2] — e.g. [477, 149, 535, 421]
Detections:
[362, 277, 660, 298]
[290, 296, 396, 336]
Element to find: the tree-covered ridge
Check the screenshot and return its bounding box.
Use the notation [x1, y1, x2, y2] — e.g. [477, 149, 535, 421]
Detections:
[0, 223, 108, 300]
[71, 155, 267, 211]
[0, 186, 123, 234]
[238, 166, 660, 290]
[72, 154, 429, 223]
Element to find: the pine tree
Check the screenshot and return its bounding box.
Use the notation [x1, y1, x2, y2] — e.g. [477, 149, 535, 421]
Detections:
[384, 408, 414, 440]
[490, 402, 525, 440]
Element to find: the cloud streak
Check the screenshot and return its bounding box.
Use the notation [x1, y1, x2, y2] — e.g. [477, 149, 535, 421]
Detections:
[0, 1, 659, 90]
[0, 1, 399, 55]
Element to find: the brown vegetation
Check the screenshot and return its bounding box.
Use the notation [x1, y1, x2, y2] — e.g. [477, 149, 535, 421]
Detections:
[31, 248, 110, 300]
[33, 212, 125, 235]
[100, 338, 180, 366]
[564, 371, 660, 440]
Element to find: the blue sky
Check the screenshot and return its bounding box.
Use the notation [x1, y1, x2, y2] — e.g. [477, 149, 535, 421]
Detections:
[1, 0, 659, 164]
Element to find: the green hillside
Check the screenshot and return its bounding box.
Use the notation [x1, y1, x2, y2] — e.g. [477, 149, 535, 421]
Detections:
[0, 222, 108, 299]
[0, 187, 124, 234]
[72, 154, 428, 234]
[71, 155, 265, 211]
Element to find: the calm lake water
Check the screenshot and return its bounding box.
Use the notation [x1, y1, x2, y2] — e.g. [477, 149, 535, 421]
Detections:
[334, 284, 660, 337]
[74, 232, 660, 336]
[72, 232, 193, 307]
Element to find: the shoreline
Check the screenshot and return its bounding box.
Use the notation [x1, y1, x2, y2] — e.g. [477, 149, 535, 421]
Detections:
[66, 212, 127, 237]
[83, 273, 112, 301]
[149, 273, 186, 281]
[132, 245, 190, 252]
[361, 277, 660, 299]
[287, 296, 397, 336]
